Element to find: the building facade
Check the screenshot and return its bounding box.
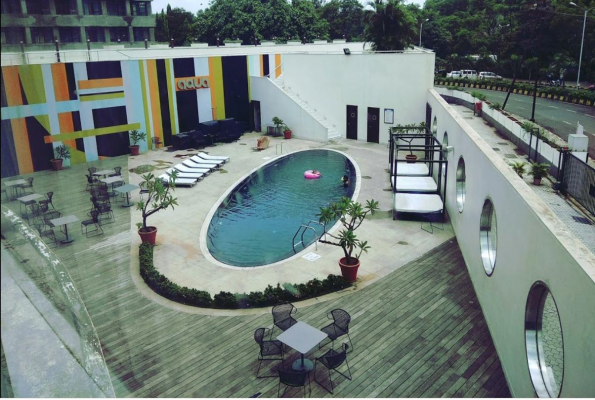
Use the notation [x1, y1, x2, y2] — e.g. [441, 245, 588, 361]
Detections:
[1, 0, 155, 51]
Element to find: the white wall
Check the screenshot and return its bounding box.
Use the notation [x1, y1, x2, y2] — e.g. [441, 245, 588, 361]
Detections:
[250, 76, 329, 142]
[282, 52, 435, 144]
[427, 89, 595, 397]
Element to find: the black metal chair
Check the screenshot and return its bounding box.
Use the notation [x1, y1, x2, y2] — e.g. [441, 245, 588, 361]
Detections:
[278, 368, 310, 398]
[34, 223, 58, 247]
[18, 177, 35, 195]
[271, 303, 298, 339]
[22, 202, 41, 225]
[81, 210, 103, 237]
[114, 166, 122, 176]
[111, 180, 124, 202]
[313, 343, 352, 394]
[254, 328, 285, 378]
[319, 309, 353, 352]
[88, 167, 97, 175]
[43, 210, 61, 232]
[38, 191, 55, 211]
[86, 173, 99, 191]
[93, 200, 115, 224]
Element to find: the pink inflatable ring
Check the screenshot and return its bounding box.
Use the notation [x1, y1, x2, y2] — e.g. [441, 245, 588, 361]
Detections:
[304, 170, 322, 179]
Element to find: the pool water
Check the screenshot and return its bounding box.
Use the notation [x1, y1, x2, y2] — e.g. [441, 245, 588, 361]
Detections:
[206, 150, 356, 267]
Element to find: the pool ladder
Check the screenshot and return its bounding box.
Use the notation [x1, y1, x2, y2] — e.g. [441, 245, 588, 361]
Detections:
[292, 221, 326, 252]
[276, 142, 293, 155]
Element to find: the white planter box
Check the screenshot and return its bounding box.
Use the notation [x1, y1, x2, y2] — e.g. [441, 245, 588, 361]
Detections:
[313, 40, 328, 45]
[103, 45, 125, 49]
[225, 42, 242, 47]
[190, 43, 208, 48]
[332, 39, 346, 44]
[260, 41, 275, 46]
[287, 41, 302, 46]
[150, 44, 169, 49]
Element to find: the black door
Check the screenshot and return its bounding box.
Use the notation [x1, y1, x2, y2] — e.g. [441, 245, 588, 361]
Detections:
[346, 105, 357, 140]
[367, 107, 380, 143]
[249, 101, 261, 132]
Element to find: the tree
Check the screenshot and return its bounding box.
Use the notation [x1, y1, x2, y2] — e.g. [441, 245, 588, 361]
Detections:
[290, 0, 329, 41]
[320, 0, 364, 41]
[166, 7, 195, 46]
[363, 0, 417, 51]
[155, 10, 169, 42]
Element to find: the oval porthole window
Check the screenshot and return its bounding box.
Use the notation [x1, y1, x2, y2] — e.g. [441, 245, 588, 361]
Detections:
[442, 132, 449, 176]
[525, 282, 564, 398]
[456, 157, 465, 212]
[432, 116, 438, 136]
[479, 198, 497, 275]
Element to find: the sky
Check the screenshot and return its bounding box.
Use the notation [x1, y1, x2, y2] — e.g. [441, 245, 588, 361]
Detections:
[152, 0, 425, 14]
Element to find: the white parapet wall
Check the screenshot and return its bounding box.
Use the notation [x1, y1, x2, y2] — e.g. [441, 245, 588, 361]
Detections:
[282, 52, 435, 144]
[250, 76, 330, 142]
[427, 88, 595, 397]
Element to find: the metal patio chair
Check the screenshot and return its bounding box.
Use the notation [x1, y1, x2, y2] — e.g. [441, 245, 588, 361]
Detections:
[314, 343, 352, 394]
[23, 202, 41, 225]
[86, 173, 99, 191]
[254, 328, 285, 378]
[81, 210, 103, 237]
[18, 177, 35, 195]
[271, 303, 298, 339]
[278, 368, 310, 398]
[92, 200, 115, 224]
[113, 166, 122, 176]
[34, 223, 58, 247]
[38, 191, 55, 211]
[319, 309, 354, 352]
[88, 167, 97, 175]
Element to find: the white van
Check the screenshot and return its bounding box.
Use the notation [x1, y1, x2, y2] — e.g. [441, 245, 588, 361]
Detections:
[461, 70, 478, 80]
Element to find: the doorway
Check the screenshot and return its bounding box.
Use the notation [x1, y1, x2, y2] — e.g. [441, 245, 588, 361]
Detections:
[367, 107, 380, 143]
[346, 105, 358, 140]
[249, 101, 261, 132]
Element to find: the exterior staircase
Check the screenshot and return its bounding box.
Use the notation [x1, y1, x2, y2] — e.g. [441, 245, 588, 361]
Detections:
[270, 74, 342, 141]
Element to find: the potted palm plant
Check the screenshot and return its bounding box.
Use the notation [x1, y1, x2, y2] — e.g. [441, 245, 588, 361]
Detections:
[136, 172, 178, 245]
[272, 117, 284, 136]
[129, 130, 146, 156]
[530, 162, 549, 186]
[50, 144, 70, 171]
[318, 197, 379, 282]
[511, 161, 526, 178]
[283, 124, 292, 139]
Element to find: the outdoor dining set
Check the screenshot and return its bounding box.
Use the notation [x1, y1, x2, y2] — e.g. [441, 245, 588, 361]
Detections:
[254, 304, 354, 397]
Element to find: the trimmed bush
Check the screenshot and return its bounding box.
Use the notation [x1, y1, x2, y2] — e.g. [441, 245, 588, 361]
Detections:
[139, 244, 351, 309]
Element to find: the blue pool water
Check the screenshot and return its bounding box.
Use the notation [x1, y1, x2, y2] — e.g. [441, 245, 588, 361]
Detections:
[206, 150, 357, 267]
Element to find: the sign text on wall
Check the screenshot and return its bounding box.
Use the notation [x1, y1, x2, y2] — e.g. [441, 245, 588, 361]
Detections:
[175, 76, 210, 91]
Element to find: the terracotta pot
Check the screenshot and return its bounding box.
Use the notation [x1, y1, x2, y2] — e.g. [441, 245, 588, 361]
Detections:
[339, 257, 360, 283]
[533, 177, 542, 186]
[50, 159, 63, 171]
[138, 226, 157, 245]
[405, 154, 418, 163]
[284, 130, 292, 139]
[130, 145, 140, 156]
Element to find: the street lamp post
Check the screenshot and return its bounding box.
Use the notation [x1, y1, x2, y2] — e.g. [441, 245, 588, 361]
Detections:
[419, 18, 429, 48]
[569, 2, 595, 89]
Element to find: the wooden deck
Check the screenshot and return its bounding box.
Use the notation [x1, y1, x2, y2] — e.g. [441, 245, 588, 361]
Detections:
[1, 159, 511, 398]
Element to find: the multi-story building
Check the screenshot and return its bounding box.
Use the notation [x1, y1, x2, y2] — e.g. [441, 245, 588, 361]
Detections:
[1, 0, 155, 51]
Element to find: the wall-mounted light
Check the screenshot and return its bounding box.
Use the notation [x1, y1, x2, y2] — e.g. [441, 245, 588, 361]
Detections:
[343, 48, 351, 55]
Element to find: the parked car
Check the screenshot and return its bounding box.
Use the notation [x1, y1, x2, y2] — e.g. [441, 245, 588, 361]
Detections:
[447, 70, 462, 78]
[479, 72, 502, 80]
[435, 69, 447, 77]
[461, 70, 478, 79]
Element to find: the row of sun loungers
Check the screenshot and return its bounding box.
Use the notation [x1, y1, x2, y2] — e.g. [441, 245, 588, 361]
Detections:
[159, 152, 230, 187]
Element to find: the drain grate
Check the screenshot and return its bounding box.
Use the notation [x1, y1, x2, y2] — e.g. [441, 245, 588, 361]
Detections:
[572, 216, 593, 225]
[504, 154, 518, 159]
[498, 142, 509, 146]
[492, 148, 501, 151]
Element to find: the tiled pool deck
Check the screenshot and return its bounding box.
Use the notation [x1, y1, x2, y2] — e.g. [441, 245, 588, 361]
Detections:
[1, 135, 510, 397]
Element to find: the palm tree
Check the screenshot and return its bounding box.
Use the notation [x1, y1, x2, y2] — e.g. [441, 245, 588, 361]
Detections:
[363, 0, 416, 51]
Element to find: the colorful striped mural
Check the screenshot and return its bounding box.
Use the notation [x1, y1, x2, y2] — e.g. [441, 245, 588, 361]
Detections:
[0, 53, 279, 177]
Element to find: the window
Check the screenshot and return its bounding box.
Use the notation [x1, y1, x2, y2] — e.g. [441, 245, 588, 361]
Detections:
[1, 0, 22, 14]
[1, 28, 26, 44]
[26, 0, 51, 14]
[133, 28, 150, 42]
[432, 116, 438, 136]
[525, 282, 564, 398]
[59, 27, 82, 43]
[31, 27, 54, 43]
[109, 28, 129, 42]
[479, 198, 497, 275]
[132, 1, 149, 16]
[83, 0, 102, 15]
[55, 0, 78, 15]
[86, 27, 105, 42]
[107, 0, 126, 16]
[456, 157, 465, 212]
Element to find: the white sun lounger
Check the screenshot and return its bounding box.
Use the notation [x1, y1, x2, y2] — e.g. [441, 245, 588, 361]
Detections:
[394, 193, 443, 213]
[182, 159, 217, 171]
[196, 152, 230, 163]
[166, 168, 204, 180]
[394, 162, 429, 176]
[158, 174, 197, 187]
[189, 155, 223, 167]
[174, 164, 211, 175]
[392, 176, 438, 193]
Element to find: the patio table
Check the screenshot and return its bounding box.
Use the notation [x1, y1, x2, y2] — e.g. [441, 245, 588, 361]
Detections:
[4, 179, 27, 200]
[17, 193, 44, 215]
[277, 321, 328, 372]
[100, 176, 124, 185]
[50, 215, 79, 244]
[114, 183, 139, 207]
[93, 169, 116, 178]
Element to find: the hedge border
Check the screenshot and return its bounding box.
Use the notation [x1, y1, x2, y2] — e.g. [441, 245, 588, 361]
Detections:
[434, 78, 595, 107]
[139, 243, 351, 309]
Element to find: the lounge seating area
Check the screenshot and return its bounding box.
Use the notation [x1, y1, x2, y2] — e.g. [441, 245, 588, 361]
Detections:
[161, 151, 231, 188]
[171, 118, 246, 151]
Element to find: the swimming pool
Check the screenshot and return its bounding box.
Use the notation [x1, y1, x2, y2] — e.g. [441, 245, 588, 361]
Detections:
[205, 149, 358, 267]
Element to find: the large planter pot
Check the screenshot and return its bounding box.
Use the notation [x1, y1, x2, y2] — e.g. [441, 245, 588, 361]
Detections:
[533, 177, 542, 186]
[50, 158, 63, 171]
[284, 130, 292, 139]
[138, 226, 157, 245]
[405, 154, 418, 163]
[130, 145, 140, 156]
[339, 257, 360, 283]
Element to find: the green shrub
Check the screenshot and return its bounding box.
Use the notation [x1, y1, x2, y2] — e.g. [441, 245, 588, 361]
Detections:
[214, 291, 238, 308]
[488, 102, 501, 110]
[470, 91, 487, 101]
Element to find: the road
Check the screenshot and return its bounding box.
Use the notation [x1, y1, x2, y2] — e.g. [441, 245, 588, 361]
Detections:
[459, 88, 595, 159]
